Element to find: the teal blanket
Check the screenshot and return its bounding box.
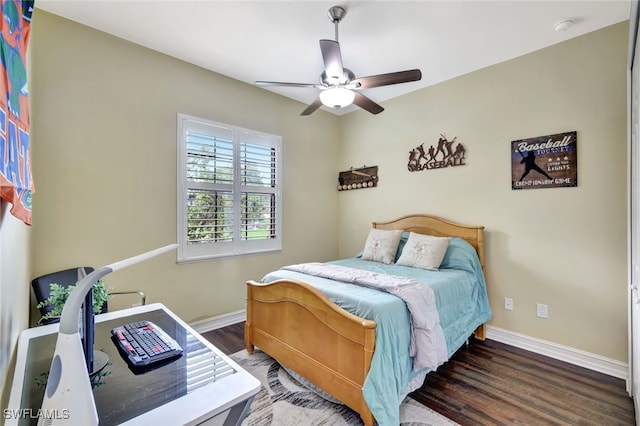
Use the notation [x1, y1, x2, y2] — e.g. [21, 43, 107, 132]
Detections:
[261, 237, 492, 425]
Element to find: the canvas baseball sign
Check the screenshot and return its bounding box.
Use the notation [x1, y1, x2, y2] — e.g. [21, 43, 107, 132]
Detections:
[511, 131, 577, 190]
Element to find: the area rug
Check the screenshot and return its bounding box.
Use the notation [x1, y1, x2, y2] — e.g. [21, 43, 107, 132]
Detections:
[230, 349, 459, 426]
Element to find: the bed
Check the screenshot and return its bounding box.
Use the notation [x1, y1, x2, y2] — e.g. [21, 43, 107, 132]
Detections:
[244, 214, 492, 425]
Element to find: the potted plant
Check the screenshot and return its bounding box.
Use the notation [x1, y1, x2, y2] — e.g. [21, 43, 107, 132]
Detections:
[36, 279, 112, 324]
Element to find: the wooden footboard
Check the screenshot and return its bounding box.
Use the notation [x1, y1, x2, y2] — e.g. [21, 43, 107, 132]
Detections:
[245, 278, 377, 426]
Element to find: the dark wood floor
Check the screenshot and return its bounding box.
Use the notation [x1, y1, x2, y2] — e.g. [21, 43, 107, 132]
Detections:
[202, 323, 636, 425]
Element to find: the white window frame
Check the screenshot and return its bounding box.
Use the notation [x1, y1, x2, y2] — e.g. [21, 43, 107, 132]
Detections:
[177, 113, 282, 262]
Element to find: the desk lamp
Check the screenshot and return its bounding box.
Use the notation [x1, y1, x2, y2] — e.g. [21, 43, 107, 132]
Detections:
[37, 244, 178, 426]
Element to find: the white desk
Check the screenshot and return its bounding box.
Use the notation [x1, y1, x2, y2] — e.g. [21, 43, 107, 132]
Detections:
[6, 303, 260, 425]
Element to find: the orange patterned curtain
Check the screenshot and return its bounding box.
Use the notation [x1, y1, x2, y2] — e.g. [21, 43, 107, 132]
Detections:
[0, 0, 34, 225]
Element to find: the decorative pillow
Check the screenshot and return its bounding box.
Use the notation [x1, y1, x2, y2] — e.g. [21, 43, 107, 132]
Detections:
[361, 228, 404, 264]
[396, 232, 451, 270]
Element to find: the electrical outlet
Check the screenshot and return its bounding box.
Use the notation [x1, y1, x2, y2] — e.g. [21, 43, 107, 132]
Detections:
[504, 297, 513, 311]
[536, 303, 548, 318]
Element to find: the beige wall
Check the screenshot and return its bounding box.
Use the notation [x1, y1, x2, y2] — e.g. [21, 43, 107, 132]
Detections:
[338, 22, 629, 362]
[5, 11, 626, 403]
[0, 201, 31, 411]
[28, 10, 340, 324]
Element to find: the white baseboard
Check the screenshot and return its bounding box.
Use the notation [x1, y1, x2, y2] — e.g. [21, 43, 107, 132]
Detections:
[189, 309, 246, 334]
[486, 325, 628, 381]
[188, 312, 629, 382]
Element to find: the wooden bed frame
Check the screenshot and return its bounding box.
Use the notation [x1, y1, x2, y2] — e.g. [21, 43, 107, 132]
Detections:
[244, 214, 487, 426]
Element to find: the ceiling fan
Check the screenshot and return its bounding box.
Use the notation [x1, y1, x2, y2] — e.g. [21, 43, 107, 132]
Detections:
[255, 5, 422, 116]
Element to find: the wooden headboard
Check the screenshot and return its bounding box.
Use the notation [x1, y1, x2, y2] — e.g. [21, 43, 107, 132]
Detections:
[372, 214, 486, 271]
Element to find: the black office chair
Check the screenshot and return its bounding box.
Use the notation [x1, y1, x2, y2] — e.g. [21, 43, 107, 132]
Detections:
[32, 267, 146, 325]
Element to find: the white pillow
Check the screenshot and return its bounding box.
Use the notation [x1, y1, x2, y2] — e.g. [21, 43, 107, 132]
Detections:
[396, 232, 451, 270]
[361, 228, 404, 264]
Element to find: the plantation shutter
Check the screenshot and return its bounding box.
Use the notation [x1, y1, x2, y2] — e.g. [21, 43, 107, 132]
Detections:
[239, 135, 277, 242]
[177, 114, 282, 261]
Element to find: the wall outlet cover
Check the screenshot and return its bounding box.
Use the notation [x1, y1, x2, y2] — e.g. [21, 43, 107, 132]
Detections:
[536, 303, 548, 318]
[504, 298, 513, 311]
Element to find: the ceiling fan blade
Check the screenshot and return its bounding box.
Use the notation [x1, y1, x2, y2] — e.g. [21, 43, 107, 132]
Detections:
[353, 92, 384, 115]
[319, 39, 344, 83]
[352, 69, 422, 89]
[256, 81, 320, 89]
[300, 97, 323, 116]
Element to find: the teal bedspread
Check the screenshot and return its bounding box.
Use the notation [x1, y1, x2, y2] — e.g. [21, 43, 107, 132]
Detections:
[260, 237, 492, 426]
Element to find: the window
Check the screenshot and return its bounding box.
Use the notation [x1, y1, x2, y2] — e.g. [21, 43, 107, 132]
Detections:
[177, 114, 282, 262]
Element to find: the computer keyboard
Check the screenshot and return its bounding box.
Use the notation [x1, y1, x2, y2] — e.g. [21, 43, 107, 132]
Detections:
[111, 320, 183, 368]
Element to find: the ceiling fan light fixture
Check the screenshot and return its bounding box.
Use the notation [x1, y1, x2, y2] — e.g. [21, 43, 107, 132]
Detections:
[319, 87, 355, 109]
[256, 5, 421, 115]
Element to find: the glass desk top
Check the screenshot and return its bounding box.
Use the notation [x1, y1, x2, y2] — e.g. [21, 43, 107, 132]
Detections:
[7, 304, 259, 426]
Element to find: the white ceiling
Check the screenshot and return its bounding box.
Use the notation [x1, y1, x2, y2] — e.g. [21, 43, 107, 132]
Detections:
[36, 0, 631, 115]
